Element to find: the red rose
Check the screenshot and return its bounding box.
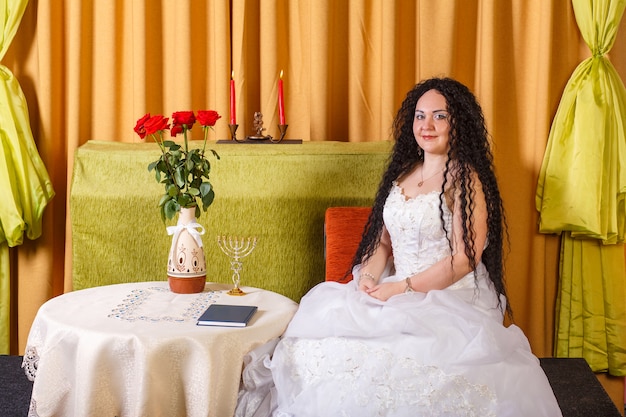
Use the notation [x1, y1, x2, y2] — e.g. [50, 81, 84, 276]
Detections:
[170, 124, 183, 137]
[171, 111, 196, 131]
[144, 115, 169, 135]
[134, 113, 151, 139]
[197, 110, 221, 127]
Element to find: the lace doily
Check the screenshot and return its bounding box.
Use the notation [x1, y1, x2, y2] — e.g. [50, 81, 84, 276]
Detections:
[108, 286, 218, 322]
[22, 346, 39, 382]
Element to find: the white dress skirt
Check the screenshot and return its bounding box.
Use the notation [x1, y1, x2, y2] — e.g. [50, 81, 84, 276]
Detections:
[236, 184, 562, 417]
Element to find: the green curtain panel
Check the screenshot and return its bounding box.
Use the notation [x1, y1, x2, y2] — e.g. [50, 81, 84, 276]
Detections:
[557, 233, 626, 373]
[0, 0, 55, 354]
[536, 0, 626, 375]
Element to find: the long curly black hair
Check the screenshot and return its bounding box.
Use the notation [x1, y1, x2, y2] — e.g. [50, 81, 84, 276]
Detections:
[351, 77, 510, 316]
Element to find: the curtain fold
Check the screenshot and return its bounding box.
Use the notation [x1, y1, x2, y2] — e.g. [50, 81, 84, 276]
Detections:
[536, 0, 626, 375]
[0, 0, 55, 354]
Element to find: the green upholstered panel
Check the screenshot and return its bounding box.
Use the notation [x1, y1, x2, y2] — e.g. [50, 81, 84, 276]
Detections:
[70, 140, 392, 301]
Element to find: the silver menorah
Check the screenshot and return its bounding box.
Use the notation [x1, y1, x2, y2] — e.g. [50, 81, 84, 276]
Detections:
[217, 236, 257, 296]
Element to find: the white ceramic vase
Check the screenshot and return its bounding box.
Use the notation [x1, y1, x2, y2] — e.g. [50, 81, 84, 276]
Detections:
[166, 207, 207, 293]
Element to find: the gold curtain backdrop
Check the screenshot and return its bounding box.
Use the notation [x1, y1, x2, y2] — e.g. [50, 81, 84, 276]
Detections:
[4, 0, 626, 401]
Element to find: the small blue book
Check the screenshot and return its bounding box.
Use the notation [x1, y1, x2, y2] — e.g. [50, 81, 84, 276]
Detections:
[196, 304, 258, 327]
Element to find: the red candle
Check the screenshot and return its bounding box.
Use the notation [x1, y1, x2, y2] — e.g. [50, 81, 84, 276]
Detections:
[278, 70, 286, 125]
[230, 71, 236, 125]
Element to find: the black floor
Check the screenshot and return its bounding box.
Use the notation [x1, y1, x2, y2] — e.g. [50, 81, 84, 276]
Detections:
[0, 355, 622, 416]
[0, 355, 32, 417]
[539, 357, 622, 417]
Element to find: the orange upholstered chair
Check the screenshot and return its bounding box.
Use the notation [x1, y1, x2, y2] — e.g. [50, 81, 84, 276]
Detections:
[324, 207, 372, 283]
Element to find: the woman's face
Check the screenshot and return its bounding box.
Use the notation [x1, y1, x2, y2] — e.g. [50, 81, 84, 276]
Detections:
[413, 89, 451, 156]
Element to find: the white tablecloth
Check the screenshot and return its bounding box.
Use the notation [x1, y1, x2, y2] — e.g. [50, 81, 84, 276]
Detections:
[23, 281, 298, 417]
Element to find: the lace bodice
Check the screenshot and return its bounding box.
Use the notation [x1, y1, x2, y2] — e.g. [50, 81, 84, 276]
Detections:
[384, 183, 453, 279]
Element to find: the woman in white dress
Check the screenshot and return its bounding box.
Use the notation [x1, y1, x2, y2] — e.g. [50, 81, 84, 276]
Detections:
[236, 77, 562, 417]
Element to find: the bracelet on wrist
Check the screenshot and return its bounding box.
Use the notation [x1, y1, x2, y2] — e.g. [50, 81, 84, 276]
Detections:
[358, 272, 376, 284]
[404, 277, 414, 293]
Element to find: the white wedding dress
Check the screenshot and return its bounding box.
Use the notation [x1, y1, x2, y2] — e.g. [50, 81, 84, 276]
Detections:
[236, 184, 562, 417]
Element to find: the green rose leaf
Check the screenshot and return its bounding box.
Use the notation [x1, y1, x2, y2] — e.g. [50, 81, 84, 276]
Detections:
[163, 140, 178, 149]
[167, 184, 178, 197]
[177, 194, 193, 207]
[199, 182, 212, 197]
[174, 167, 186, 188]
[202, 188, 215, 209]
[158, 193, 171, 208]
[164, 199, 179, 220]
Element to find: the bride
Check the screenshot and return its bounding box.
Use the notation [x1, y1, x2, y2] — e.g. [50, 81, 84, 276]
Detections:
[236, 77, 562, 417]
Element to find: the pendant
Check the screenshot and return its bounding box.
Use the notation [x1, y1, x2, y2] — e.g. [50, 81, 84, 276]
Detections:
[417, 181, 424, 187]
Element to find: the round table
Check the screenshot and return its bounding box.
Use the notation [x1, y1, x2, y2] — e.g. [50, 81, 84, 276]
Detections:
[23, 281, 298, 417]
